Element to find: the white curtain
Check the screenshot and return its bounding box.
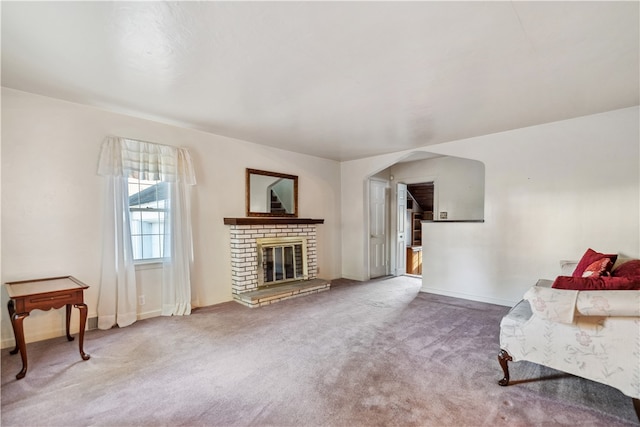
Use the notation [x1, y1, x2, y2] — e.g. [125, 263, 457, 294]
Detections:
[162, 170, 194, 316]
[97, 136, 196, 329]
[98, 175, 138, 329]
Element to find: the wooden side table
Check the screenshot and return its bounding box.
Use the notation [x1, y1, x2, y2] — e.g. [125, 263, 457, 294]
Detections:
[5, 276, 91, 379]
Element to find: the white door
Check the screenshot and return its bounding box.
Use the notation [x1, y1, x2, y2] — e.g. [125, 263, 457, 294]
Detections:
[369, 179, 387, 278]
[396, 183, 407, 276]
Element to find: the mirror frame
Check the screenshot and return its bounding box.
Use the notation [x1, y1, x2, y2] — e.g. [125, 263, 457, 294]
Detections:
[246, 168, 299, 217]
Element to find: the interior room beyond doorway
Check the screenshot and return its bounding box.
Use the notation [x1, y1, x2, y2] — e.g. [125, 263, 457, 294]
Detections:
[405, 182, 434, 276]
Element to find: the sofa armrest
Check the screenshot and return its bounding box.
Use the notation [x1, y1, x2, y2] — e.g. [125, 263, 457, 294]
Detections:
[524, 283, 640, 323]
[535, 279, 553, 288]
[523, 285, 578, 324]
[576, 290, 640, 316]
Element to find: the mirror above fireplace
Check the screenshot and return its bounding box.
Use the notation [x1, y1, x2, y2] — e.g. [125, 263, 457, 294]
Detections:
[246, 168, 298, 217]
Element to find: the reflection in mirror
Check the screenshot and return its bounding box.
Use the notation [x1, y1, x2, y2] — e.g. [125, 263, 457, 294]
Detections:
[246, 169, 298, 217]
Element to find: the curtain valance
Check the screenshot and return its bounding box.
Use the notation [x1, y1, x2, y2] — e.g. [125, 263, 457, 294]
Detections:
[98, 136, 196, 185]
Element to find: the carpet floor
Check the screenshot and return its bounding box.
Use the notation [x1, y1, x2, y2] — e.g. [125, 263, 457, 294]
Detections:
[1, 276, 637, 426]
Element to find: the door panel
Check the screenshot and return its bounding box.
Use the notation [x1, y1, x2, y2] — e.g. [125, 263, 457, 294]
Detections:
[369, 180, 387, 278]
[396, 183, 407, 276]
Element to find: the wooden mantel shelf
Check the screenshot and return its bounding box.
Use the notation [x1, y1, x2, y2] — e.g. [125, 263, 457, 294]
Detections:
[223, 218, 324, 225]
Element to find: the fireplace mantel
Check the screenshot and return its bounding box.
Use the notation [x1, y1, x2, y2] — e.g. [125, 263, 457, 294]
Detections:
[223, 218, 324, 225]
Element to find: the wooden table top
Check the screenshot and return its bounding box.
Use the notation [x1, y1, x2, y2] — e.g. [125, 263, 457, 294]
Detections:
[5, 276, 89, 299]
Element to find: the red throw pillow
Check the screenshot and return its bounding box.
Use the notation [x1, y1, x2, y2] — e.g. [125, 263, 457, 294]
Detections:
[572, 248, 617, 277]
[552, 276, 640, 290]
[611, 260, 640, 279]
[581, 258, 613, 277]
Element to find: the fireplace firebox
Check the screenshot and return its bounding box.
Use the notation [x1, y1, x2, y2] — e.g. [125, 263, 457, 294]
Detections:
[257, 237, 308, 287]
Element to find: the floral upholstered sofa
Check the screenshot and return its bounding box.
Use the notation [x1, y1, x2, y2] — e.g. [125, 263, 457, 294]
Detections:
[498, 249, 640, 419]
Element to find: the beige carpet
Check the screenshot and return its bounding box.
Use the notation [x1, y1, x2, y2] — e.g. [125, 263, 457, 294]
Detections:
[1, 276, 637, 426]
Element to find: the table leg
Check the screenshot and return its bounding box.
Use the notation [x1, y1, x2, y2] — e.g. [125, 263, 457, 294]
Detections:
[75, 303, 90, 361]
[11, 311, 30, 380]
[7, 300, 19, 355]
[65, 304, 74, 341]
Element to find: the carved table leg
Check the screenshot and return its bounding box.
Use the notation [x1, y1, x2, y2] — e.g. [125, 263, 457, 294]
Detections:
[633, 398, 639, 423]
[75, 303, 90, 361]
[11, 311, 30, 379]
[498, 349, 513, 386]
[65, 304, 74, 341]
[7, 300, 20, 355]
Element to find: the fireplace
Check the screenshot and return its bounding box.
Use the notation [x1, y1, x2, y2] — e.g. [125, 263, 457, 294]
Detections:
[257, 237, 308, 287]
[224, 218, 330, 307]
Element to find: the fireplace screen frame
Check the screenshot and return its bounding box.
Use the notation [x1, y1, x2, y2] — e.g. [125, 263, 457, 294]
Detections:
[257, 237, 308, 287]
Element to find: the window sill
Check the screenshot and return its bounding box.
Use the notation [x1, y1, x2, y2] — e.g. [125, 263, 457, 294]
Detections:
[421, 219, 485, 223]
[134, 260, 164, 271]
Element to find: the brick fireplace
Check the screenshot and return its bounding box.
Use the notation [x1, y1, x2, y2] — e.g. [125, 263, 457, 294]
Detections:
[223, 218, 330, 307]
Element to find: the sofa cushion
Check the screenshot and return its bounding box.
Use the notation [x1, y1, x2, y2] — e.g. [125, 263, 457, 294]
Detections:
[552, 275, 640, 290]
[611, 259, 640, 279]
[611, 256, 635, 272]
[572, 248, 617, 277]
[581, 258, 613, 277]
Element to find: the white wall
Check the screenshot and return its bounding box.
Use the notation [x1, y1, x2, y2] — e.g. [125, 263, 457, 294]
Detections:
[341, 107, 639, 306]
[390, 156, 485, 220]
[1, 88, 342, 347]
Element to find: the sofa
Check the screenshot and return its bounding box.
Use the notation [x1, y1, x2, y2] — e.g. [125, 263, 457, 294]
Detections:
[498, 250, 640, 420]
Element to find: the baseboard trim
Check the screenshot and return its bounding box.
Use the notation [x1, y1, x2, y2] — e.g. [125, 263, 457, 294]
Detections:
[1, 310, 163, 349]
[419, 285, 517, 307]
[138, 309, 161, 320]
[1, 327, 83, 350]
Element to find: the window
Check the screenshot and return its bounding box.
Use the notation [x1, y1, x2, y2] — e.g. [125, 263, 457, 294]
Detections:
[98, 136, 196, 322]
[128, 177, 169, 261]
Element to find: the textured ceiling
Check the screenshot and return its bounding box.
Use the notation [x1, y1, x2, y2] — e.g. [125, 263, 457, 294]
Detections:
[2, 1, 638, 161]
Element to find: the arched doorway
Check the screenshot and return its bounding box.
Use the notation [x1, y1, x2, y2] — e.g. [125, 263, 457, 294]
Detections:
[366, 152, 485, 279]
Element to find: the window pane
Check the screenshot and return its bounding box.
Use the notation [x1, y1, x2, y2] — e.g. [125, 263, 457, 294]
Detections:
[130, 235, 143, 260]
[128, 177, 169, 261]
[130, 210, 142, 234]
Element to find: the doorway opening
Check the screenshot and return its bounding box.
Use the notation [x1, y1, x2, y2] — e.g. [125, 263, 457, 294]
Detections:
[405, 182, 434, 277]
[365, 151, 485, 282]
